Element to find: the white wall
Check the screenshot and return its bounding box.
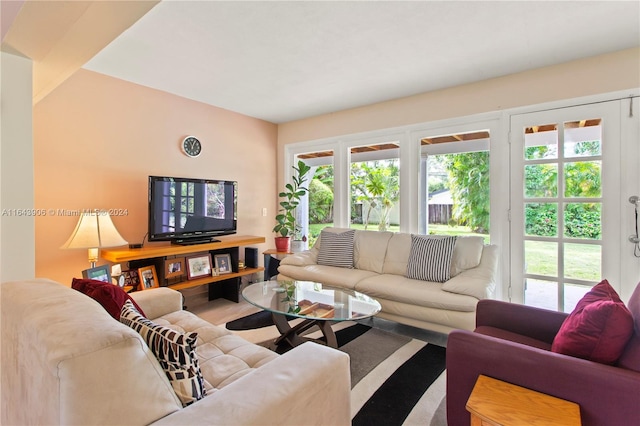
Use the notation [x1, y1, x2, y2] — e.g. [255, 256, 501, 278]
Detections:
[1, 51, 35, 282]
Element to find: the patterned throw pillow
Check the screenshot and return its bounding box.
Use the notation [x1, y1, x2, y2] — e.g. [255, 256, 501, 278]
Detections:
[317, 229, 355, 269]
[406, 235, 457, 283]
[120, 300, 206, 406]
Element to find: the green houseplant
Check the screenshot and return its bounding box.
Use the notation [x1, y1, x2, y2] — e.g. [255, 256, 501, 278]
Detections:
[273, 160, 311, 252]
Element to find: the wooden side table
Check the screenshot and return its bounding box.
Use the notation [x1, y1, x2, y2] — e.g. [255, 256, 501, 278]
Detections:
[466, 375, 581, 426]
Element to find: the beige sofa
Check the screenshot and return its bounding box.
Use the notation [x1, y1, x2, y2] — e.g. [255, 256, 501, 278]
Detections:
[0, 279, 350, 425]
[278, 228, 499, 333]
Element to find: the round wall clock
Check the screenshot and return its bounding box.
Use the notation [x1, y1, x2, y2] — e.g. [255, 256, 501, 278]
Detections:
[181, 136, 202, 158]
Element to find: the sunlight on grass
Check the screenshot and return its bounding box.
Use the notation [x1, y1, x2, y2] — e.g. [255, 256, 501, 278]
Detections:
[525, 240, 600, 281]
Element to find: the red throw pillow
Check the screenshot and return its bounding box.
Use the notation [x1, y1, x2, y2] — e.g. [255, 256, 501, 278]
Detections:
[72, 278, 146, 319]
[551, 280, 633, 365]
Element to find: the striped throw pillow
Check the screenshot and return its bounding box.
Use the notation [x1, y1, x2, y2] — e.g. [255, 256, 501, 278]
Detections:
[406, 235, 457, 283]
[317, 229, 355, 269]
[120, 300, 206, 406]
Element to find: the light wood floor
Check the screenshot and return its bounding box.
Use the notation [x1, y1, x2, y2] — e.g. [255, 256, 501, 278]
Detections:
[183, 289, 261, 326]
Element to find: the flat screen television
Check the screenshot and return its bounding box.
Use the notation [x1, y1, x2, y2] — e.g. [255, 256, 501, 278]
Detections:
[148, 176, 237, 245]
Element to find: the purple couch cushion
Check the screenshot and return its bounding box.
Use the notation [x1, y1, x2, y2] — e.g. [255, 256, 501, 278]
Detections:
[617, 282, 640, 371]
[551, 280, 633, 365]
[475, 326, 552, 350]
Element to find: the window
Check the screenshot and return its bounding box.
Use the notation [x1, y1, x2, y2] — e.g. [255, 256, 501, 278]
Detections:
[349, 142, 400, 232]
[419, 130, 490, 242]
[283, 94, 637, 302]
[295, 150, 335, 246]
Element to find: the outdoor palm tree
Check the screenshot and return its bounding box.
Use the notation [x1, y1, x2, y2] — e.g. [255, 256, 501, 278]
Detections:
[351, 161, 399, 231]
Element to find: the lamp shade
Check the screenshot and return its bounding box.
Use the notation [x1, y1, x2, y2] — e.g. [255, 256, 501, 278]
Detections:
[61, 211, 128, 250]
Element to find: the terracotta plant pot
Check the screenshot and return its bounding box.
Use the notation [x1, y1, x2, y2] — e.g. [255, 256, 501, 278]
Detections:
[275, 236, 291, 253]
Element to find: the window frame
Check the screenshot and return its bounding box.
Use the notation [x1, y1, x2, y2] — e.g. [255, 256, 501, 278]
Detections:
[281, 89, 638, 301]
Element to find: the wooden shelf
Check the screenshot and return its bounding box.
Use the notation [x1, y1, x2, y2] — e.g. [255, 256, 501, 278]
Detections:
[168, 266, 264, 291]
[101, 235, 265, 263]
[101, 235, 266, 302]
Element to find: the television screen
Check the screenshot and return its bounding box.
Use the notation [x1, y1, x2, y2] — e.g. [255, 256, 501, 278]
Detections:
[148, 176, 237, 244]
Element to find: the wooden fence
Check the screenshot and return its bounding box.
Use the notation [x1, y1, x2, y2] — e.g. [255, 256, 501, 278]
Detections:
[428, 204, 452, 224]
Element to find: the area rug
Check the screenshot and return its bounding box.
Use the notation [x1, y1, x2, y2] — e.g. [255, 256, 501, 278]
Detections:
[224, 315, 447, 426]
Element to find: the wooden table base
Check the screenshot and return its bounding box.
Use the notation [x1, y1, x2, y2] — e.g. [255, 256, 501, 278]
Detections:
[271, 313, 337, 349]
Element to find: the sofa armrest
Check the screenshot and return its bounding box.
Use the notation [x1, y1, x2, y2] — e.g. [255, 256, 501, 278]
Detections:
[442, 245, 499, 299]
[130, 287, 183, 320]
[151, 342, 351, 425]
[446, 330, 640, 426]
[476, 299, 567, 343]
[279, 249, 318, 267]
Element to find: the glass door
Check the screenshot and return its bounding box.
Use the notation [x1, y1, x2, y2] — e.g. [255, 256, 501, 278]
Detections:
[510, 102, 621, 312]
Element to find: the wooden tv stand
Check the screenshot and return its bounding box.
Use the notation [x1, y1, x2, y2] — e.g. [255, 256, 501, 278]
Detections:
[101, 235, 265, 302]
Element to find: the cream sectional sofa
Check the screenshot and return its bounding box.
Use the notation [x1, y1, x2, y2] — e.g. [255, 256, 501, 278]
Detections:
[0, 279, 350, 425]
[278, 228, 499, 333]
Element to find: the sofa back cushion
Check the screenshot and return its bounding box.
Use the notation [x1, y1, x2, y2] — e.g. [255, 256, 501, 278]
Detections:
[383, 233, 485, 278]
[315, 227, 393, 273]
[354, 230, 393, 273]
[382, 232, 412, 275]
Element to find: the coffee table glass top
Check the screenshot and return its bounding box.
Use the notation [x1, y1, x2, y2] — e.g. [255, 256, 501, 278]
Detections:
[242, 280, 381, 321]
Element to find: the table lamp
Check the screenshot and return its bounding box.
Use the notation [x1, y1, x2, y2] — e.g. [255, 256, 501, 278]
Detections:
[61, 211, 128, 267]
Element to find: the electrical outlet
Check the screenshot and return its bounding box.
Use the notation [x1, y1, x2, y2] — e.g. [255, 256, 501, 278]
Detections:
[262, 208, 267, 217]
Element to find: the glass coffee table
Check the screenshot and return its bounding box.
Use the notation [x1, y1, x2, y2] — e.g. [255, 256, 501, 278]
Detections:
[242, 280, 381, 349]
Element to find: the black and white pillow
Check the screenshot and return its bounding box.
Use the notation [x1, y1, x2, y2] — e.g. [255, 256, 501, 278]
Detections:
[317, 229, 355, 269]
[406, 235, 457, 283]
[120, 300, 206, 406]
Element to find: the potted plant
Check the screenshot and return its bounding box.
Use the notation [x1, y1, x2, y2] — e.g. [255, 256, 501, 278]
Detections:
[273, 160, 311, 252]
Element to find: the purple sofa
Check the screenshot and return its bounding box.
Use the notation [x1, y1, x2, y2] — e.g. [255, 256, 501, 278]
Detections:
[446, 284, 640, 426]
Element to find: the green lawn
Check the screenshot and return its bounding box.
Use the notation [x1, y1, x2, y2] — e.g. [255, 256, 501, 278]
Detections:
[525, 240, 600, 281]
[308, 223, 487, 244]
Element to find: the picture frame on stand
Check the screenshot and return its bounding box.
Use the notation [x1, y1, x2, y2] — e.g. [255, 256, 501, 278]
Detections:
[82, 265, 111, 283]
[214, 254, 232, 275]
[122, 270, 140, 290]
[138, 265, 159, 290]
[164, 257, 185, 279]
[186, 253, 213, 280]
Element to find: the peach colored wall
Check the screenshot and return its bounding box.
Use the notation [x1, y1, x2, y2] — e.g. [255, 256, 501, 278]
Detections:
[278, 48, 640, 145]
[34, 69, 277, 285]
[1, 0, 24, 41]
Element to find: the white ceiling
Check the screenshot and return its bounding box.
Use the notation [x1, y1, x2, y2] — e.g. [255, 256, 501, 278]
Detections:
[83, 1, 640, 124]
